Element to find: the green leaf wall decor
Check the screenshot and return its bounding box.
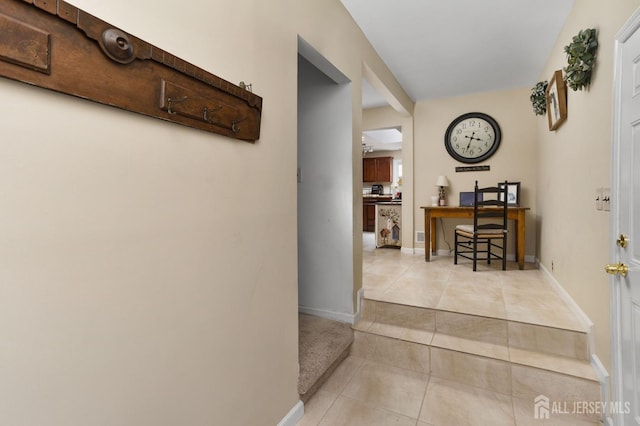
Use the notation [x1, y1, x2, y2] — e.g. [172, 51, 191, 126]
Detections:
[563, 28, 599, 91]
[530, 81, 548, 116]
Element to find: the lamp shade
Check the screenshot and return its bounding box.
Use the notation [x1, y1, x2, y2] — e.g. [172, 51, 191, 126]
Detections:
[435, 175, 449, 187]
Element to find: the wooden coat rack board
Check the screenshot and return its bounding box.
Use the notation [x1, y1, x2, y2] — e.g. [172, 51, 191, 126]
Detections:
[0, 0, 262, 142]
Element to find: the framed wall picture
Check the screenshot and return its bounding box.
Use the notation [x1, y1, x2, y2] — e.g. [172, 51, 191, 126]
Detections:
[546, 70, 567, 131]
[498, 181, 521, 206]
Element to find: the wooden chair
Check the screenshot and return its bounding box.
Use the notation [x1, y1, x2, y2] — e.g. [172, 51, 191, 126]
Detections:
[454, 180, 508, 271]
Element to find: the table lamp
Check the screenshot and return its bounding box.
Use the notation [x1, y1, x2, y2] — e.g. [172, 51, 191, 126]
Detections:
[435, 175, 449, 206]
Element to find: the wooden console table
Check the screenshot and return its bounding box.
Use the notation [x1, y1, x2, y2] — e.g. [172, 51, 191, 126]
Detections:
[421, 206, 530, 270]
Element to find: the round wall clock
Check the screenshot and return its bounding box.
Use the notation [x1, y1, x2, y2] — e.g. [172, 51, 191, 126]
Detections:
[444, 112, 501, 163]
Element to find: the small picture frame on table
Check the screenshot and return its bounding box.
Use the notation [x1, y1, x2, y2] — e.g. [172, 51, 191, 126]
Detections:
[498, 181, 521, 206]
[546, 70, 567, 131]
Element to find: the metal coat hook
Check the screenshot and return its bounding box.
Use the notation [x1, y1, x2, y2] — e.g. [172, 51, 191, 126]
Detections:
[167, 96, 188, 114]
[232, 117, 247, 133]
[203, 105, 223, 123]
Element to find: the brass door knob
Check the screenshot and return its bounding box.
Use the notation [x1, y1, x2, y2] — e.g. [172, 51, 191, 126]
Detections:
[605, 262, 628, 277]
[617, 234, 629, 248]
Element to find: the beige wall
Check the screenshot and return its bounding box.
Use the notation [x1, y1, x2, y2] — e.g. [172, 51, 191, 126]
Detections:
[413, 88, 538, 258]
[0, 0, 300, 424]
[536, 0, 640, 372]
[0, 0, 410, 424]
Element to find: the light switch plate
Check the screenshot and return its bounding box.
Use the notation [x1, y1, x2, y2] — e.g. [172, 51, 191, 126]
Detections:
[596, 188, 603, 210]
[603, 187, 611, 211]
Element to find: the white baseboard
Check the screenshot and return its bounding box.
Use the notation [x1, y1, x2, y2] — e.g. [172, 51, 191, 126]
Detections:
[278, 400, 304, 426]
[400, 247, 424, 254]
[298, 305, 356, 325]
[591, 354, 613, 425]
[354, 288, 364, 324]
[538, 261, 595, 346]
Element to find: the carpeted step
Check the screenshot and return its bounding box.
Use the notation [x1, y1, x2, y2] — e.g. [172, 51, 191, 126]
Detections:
[298, 313, 354, 402]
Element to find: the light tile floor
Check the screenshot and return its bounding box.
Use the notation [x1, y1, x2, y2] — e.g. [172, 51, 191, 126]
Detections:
[296, 233, 599, 426]
[359, 233, 586, 331]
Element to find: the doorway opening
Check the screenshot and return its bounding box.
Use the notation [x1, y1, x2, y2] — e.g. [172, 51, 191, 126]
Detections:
[297, 36, 355, 402]
[361, 126, 403, 251]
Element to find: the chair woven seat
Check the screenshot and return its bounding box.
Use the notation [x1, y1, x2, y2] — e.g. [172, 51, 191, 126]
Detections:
[454, 180, 509, 271]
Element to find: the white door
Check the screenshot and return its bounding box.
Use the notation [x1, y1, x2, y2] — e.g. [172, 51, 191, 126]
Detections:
[612, 8, 640, 425]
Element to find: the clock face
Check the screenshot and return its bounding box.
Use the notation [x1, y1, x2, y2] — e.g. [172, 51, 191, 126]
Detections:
[444, 112, 501, 163]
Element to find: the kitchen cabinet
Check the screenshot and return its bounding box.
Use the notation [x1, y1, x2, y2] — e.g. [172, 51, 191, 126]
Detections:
[363, 196, 392, 232]
[363, 203, 376, 232]
[363, 157, 392, 183]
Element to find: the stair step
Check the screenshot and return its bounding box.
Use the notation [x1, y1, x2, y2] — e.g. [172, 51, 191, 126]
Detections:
[357, 246, 602, 422]
[431, 332, 509, 361]
[509, 347, 597, 381]
[353, 298, 598, 383]
[298, 313, 354, 402]
[352, 298, 601, 421]
[358, 299, 590, 360]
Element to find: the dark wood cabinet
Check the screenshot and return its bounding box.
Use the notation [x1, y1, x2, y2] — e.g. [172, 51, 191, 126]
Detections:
[363, 157, 392, 183]
[363, 202, 376, 232]
[363, 160, 377, 182]
[363, 196, 392, 232]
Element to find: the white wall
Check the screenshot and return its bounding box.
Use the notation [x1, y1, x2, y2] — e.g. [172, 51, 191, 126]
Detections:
[298, 54, 355, 320]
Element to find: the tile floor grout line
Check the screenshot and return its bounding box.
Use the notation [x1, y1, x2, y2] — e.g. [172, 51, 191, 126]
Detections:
[319, 355, 367, 426]
[415, 373, 432, 425]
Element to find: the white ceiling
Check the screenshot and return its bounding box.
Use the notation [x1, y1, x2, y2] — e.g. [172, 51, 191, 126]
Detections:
[342, 0, 576, 109]
[363, 127, 402, 152]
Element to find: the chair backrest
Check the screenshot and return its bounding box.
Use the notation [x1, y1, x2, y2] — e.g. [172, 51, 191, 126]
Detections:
[472, 180, 508, 232]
